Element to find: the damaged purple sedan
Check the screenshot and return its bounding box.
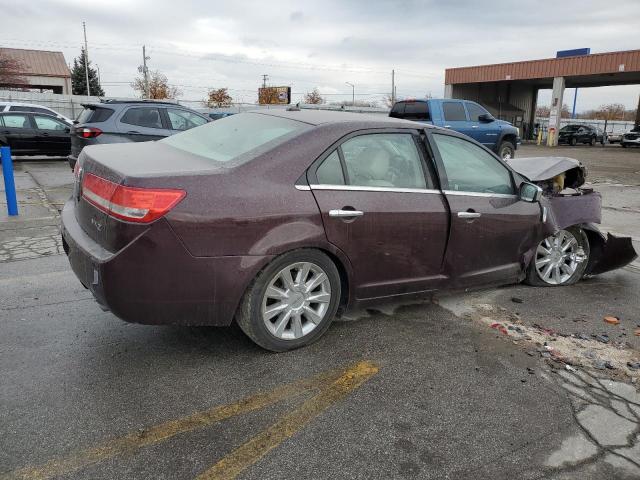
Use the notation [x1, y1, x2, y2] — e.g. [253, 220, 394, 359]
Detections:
[61, 110, 637, 351]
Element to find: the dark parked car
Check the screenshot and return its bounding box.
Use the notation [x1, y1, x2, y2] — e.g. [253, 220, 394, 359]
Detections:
[61, 111, 636, 351]
[68, 100, 210, 169]
[0, 112, 71, 156]
[558, 124, 604, 146]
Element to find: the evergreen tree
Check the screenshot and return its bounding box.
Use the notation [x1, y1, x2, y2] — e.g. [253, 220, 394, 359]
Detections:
[71, 48, 104, 96]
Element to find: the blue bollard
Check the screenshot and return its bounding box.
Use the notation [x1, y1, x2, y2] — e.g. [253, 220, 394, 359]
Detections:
[1, 146, 18, 216]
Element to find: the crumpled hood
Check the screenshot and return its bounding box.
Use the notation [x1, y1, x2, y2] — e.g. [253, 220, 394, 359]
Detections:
[506, 156, 586, 190]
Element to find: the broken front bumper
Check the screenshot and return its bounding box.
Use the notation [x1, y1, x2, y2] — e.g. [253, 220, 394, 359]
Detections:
[582, 227, 638, 276]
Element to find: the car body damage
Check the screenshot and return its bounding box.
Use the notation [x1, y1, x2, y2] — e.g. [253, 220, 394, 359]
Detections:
[508, 156, 637, 276]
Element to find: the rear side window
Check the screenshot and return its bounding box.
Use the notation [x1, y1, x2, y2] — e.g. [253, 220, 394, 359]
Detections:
[161, 113, 309, 163]
[9, 106, 49, 115]
[166, 108, 208, 130]
[316, 150, 345, 185]
[389, 102, 405, 118]
[466, 103, 488, 122]
[443, 102, 467, 121]
[1, 114, 30, 128]
[402, 102, 430, 121]
[77, 106, 113, 124]
[120, 107, 163, 129]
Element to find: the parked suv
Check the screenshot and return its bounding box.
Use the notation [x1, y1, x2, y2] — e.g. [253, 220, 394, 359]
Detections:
[558, 124, 605, 146]
[621, 126, 640, 148]
[68, 100, 210, 169]
[0, 102, 73, 124]
[389, 98, 520, 159]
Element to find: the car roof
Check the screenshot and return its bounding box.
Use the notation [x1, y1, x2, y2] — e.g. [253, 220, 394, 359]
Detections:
[251, 109, 427, 128]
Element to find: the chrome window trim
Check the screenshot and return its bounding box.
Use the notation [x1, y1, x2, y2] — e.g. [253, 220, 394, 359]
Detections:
[443, 190, 517, 199]
[295, 185, 311, 191]
[309, 184, 441, 195]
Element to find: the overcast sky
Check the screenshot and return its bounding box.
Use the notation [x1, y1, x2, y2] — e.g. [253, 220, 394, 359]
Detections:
[2, 0, 639, 111]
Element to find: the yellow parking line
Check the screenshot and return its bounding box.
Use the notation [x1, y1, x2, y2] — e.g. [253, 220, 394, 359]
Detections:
[195, 361, 379, 480]
[1, 361, 377, 480]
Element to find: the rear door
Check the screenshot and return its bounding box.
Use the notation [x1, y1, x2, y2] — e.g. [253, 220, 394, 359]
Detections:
[465, 101, 500, 148]
[117, 106, 171, 141]
[0, 113, 38, 153]
[441, 100, 474, 138]
[32, 114, 70, 155]
[309, 130, 449, 299]
[427, 131, 541, 287]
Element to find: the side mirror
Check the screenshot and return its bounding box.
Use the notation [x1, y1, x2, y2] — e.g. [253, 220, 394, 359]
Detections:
[64, 127, 70, 133]
[478, 113, 494, 123]
[519, 182, 543, 203]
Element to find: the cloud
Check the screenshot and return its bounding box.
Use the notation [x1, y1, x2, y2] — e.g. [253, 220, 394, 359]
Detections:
[0, 0, 638, 109]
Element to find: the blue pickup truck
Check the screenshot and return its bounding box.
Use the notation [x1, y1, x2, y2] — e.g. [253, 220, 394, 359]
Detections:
[390, 99, 520, 159]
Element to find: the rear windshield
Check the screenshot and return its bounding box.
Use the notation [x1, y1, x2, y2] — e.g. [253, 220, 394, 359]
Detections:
[77, 106, 113, 124]
[160, 113, 310, 163]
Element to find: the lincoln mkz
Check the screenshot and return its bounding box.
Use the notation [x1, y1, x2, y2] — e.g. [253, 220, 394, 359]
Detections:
[61, 110, 637, 351]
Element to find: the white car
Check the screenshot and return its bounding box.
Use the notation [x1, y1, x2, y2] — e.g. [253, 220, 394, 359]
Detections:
[0, 102, 73, 124]
[621, 126, 640, 148]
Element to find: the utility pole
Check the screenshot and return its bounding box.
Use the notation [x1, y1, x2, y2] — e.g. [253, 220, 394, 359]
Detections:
[262, 74, 269, 88]
[635, 93, 640, 126]
[143, 46, 149, 99]
[391, 70, 395, 105]
[82, 21, 91, 97]
[345, 82, 354, 105]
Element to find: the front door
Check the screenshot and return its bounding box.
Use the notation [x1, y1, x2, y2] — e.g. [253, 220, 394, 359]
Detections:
[32, 114, 71, 155]
[309, 131, 449, 300]
[465, 102, 500, 149]
[441, 101, 473, 137]
[428, 131, 541, 287]
[117, 106, 171, 141]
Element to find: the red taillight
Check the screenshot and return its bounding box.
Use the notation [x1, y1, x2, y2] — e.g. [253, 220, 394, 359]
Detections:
[81, 173, 185, 223]
[77, 127, 102, 138]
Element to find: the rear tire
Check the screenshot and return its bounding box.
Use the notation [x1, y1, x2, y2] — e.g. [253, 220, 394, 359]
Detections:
[236, 249, 341, 352]
[589, 137, 596, 146]
[498, 140, 515, 160]
[525, 227, 589, 287]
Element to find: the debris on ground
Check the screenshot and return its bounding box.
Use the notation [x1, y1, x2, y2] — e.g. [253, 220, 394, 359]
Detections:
[466, 303, 640, 380]
[604, 316, 621, 325]
[511, 297, 524, 304]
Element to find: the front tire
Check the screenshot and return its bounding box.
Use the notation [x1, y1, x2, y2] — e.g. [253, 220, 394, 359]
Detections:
[525, 227, 590, 287]
[498, 140, 515, 160]
[236, 249, 341, 352]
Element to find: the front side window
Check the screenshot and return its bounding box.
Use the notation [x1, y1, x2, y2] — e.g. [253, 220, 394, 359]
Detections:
[432, 134, 514, 195]
[161, 112, 309, 163]
[443, 102, 467, 122]
[120, 107, 163, 129]
[339, 133, 428, 189]
[166, 108, 208, 130]
[1, 114, 30, 129]
[466, 103, 488, 122]
[34, 115, 67, 131]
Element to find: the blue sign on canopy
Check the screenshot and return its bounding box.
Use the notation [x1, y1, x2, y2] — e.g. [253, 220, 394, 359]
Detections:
[556, 48, 591, 58]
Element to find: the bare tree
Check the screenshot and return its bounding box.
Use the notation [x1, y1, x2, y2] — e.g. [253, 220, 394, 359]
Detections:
[0, 52, 27, 88]
[535, 105, 550, 117]
[205, 88, 233, 108]
[303, 88, 324, 104]
[132, 70, 181, 99]
[594, 103, 626, 121]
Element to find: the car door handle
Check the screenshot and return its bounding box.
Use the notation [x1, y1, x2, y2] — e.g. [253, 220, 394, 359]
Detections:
[444, 125, 451, 128]
[329, 209, 364, 218]
[41, 132, 50, 136]
[127, 130, 140, 134]
[471, 125, 478, 128]
[457, 211, 481, 218]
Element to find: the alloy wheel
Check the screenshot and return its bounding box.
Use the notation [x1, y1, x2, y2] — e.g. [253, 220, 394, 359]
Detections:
[261, 262, 332, 340]
[534, 230, 586, 285]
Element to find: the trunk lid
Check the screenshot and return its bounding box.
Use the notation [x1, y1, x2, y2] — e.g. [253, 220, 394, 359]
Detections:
[75, 141, 225, 252]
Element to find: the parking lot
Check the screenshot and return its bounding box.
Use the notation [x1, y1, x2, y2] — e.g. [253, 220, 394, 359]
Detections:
[2, 144, 640, 479]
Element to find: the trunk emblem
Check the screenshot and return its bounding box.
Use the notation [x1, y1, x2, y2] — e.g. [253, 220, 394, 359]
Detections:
[91, 217, 103, 232]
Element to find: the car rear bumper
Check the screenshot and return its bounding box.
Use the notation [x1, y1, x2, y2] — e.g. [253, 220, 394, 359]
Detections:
[61, 200, 272, 326]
